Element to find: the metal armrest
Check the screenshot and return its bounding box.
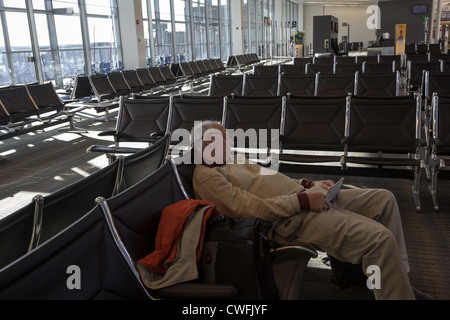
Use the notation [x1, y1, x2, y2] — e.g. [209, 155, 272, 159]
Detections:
[271, 245, 318, 258]
[86, 145, 142, 154]
[98, 130, 116, 137]
[62, 105, 88, 115]
[150, 131, 166, 139]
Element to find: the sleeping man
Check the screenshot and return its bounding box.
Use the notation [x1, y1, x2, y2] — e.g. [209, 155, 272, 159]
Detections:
[189, 121, 431, 300]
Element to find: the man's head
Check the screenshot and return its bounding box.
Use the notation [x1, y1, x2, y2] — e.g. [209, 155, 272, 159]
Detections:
[191, 121, 232, 165]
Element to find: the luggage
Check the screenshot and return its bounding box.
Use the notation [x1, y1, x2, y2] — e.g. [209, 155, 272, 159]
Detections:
[200, 216, 279, 300]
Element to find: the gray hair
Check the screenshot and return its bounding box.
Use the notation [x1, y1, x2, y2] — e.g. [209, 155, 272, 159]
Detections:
[190, 120, 221, 147]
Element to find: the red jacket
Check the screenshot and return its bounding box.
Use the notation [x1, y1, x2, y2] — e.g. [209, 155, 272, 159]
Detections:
[138, 199, 222, 274]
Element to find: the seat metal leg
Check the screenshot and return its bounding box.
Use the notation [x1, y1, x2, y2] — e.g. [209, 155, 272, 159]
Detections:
[58, 116, 88, 133]
[412, 167, 421, 212]
[430, 168, 439, 212]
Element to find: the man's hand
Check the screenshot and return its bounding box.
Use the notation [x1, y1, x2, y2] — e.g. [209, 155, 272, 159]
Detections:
[307, 192, 332, 212]
[311, 180, 335, 190]
[311, 180, 341, 202]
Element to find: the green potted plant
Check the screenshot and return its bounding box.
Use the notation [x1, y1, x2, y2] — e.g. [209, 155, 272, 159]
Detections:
[294, 30, 305, 44]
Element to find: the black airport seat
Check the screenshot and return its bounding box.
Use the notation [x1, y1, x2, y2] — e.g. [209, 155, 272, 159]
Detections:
[86, 96, 171, 160]
[208, 74, 243, 97]
[343, 95, 425, 211]
[277, 74, 315, 97]
[280, 95, 346, 165]
[242, 74, 279, 97]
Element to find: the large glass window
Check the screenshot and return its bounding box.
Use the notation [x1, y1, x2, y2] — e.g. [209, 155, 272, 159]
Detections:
[53, 12, 85, 80]
[143, 0, 230, 65]
[243, 0, 275, 57]
[0, 0, 121, 88]
[1, 10, 35, 85]
[2, 0, 26, 9]
[173, 0, 191, 63]
[208, 0, 220, 59]
[152, 0, 174, 64]
[192, 0, 207, 60]
[220, 0, 231, 59]
[85, 0, 122, 74]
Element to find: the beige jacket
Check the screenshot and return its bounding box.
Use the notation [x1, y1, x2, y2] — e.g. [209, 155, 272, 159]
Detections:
[193, 158, 309, 240]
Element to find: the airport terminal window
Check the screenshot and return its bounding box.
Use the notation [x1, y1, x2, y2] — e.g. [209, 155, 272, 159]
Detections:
[143, 0, 230, 65]
[243, 0, 274, 57]
[175, 22, 191, 63]
[0, 17, 10, 86]
[53, 13, 85, 81]
[52, 0, 79, 14]
[153, 0, 174, 64]
[34, 13, 55, 82]
[85, 0, 112, 15]
[244, 0, 258, 54]
[1, 0, 26, 8]
[85, 0, 122, 74]
[281, 0, 298, 57]
[173, 0, 191, 63]
[0, 0, 121, 88]
[208, 0, 220, 59]
[220, 0, 230, 59]
[3, 11, 36, 85]
[193, 0, 207, 60]
[32, 0, 46, 10]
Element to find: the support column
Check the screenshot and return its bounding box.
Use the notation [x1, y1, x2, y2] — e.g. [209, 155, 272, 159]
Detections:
[231, 0, 243, 55]
[117, 0, 147, 69]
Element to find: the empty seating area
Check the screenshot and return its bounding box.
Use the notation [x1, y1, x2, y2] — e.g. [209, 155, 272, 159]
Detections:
[208, 65, 403, 98]
[0, 131, 316, 300]
[0, 59, 228, 156]
[3, 0, 450, 303]
[71, 89, 439, 213]
[0, 83, 89, 143]
[2, 50, 450, 300]
[226, 53, 262, 72]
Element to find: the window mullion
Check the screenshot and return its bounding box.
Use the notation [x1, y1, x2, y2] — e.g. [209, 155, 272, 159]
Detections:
[169, 0, 177, 63]
[44, 0, 63, 87]
[78, 0, 92, 76]
[25, 0, 44, 84]
[146, 0, 156, 66]
[0, 0, 15, 85]
[205, 0, 210, 59]
[188, 0, 194, 61]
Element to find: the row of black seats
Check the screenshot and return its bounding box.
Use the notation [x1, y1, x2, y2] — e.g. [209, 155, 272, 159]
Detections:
[178, 59, 227, 81]
[68, 65, 184, 103]
[226, 53, 262, 71]
[293, 54, 398, 66]
[207, 72, 403, 98]
[85, 93, 436, 212]
[63, 60, 227, 122]
[0, 129, 316, 300]
[0, 82, 88, 143]
[294, 53, 450, 68]
[405, 43, 442, 55]
[293, 53, 450, 92]
[254, 61, 399, 76]
[0, 133, 170, 271]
